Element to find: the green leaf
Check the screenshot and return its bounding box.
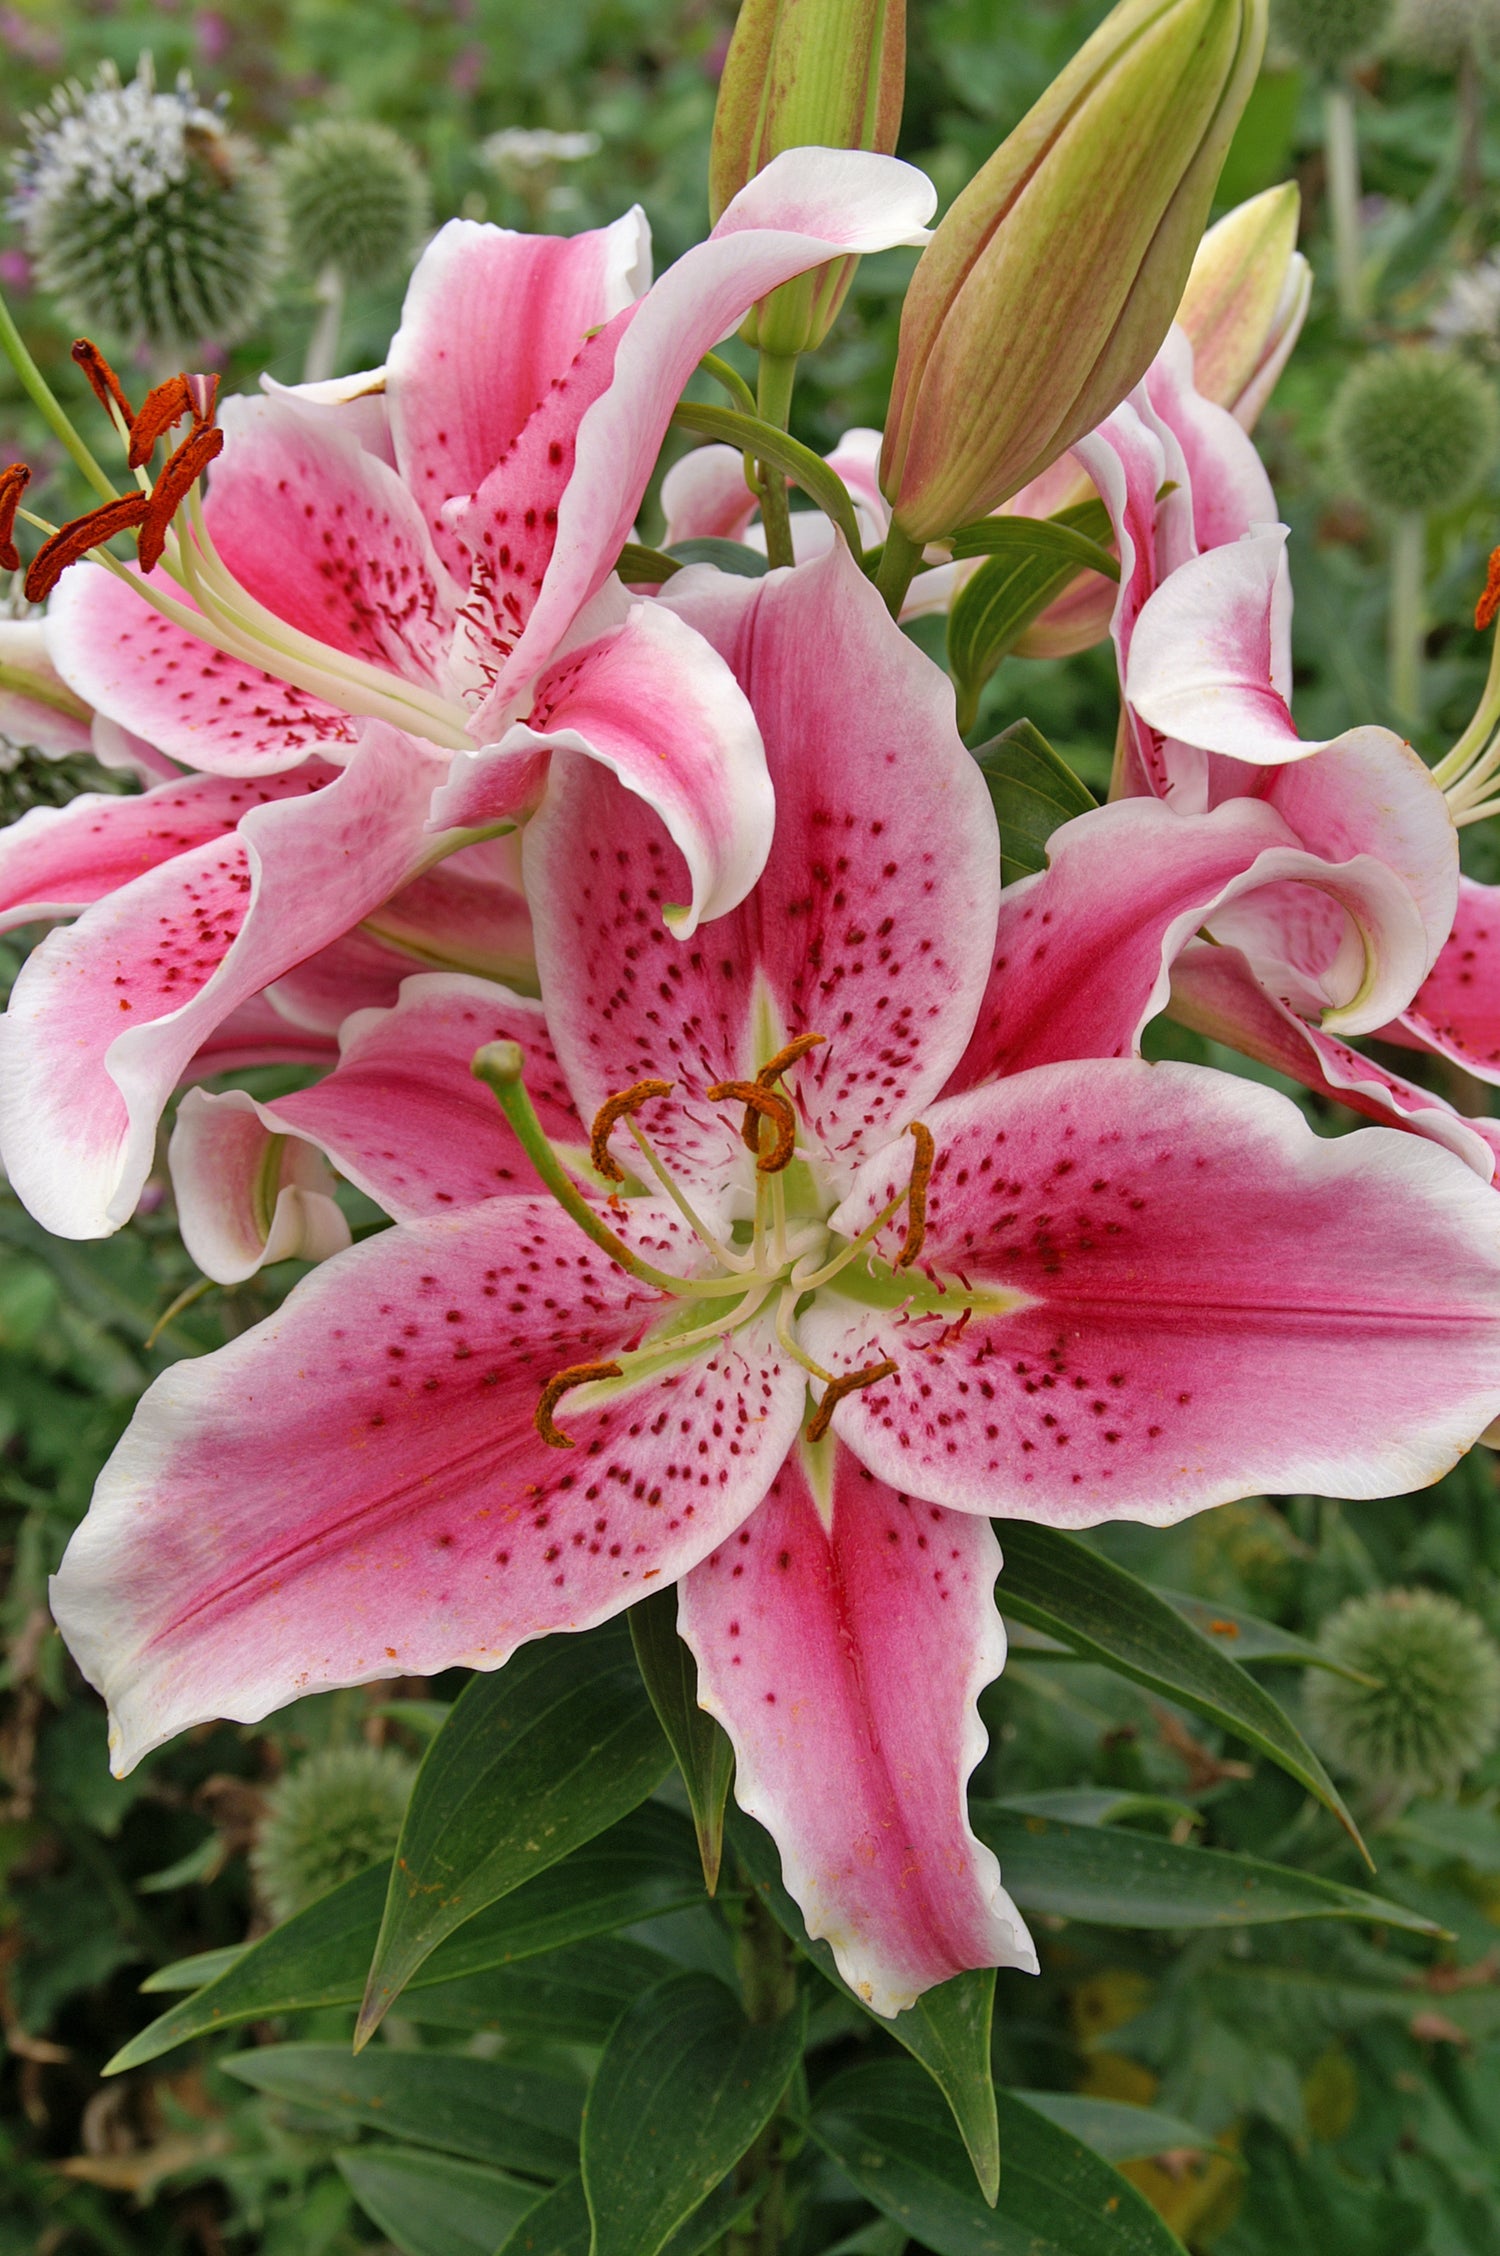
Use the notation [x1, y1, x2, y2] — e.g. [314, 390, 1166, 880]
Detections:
[995, 1524, 1366, 1859]
[946, 502, 1116, 567]
[359, 1623, 672, 2044]
[970, 722, 1096, 886]
[810, 2062, 1185, 2256]
[1156, 1589, 1378, 1680]
[998, 1790, 1201, 1832]
[946, 515, 1119, 736]
[110, 1803, 699, 2073]
[665, 537, 768, 578]
[403, 1938, 671, 2043]
[976, 1806, 1446, 1936]
[1008, 2094, 1222, 2163]
[630, 1586, 735, 1891]
[139, 1944, 245, 1994]
[669, 403, 863, 558]
[225, 2044, 581, 2177]
[726, 1808, 999, 2202]
[581, 1971, 804, 2256]
[336, 2146, 541, 2256]
[616, 541, 683, 584]
[499, 2173, 757, 2256]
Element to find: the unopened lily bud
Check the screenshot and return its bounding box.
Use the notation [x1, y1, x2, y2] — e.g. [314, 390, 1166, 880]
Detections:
[880, 0, 1266, 544]
[709, 0, 906, 355]
[1176, 183, 1311, 425]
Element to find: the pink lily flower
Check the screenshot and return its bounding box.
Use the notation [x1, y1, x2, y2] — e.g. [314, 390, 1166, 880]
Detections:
[50, 545, 1500, 2015]
[0, 150, 935, 1240]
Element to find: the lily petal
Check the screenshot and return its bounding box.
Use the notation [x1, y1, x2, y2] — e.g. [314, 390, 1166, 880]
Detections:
[47, 562, 359, 777]
[1126, 527, 1305, 763]
[50, 1196, 804, 1772]
[680, 1443, 1035, 2018]
[0, 619, 94, 756]
[387, 211, 652, 575]
[1396, 876, 1500, 1084]
[804, 1060, 1500, 1524]
[465, 149, 936, 716]
[525, 543, 998, 1188]
[170, 1088, 352, 1283]
[0, 764, 339, 933]
[433, 602, 771, 937]
[0, 723, 443, 1237]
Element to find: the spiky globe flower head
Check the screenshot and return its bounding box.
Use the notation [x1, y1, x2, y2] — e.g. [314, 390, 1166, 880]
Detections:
[276, 118, 430, 289]
[251, 1743, 416, 1922]
[1391, 0, 1500, 66]
[1305, 1587, 1500, 1794]
[1329, 348, 1500, 515]
[10, 56, 283, 353]
[1272, 0, 1394, 72]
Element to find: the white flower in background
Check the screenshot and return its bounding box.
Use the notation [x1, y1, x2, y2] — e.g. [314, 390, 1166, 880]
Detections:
[11, 55, 222, 221]
[1431, 252, 1500, 351]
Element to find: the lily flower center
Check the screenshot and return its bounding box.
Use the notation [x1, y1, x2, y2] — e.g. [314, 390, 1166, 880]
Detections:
[471, 1037, 934, 1449]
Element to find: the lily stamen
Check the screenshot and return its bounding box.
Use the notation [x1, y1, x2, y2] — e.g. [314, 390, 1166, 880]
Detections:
[590, 1080, 674, 1180]
[807, 1356, 899, 1443]
[897, 1121, 934, 1270]
[622, 1115, 756, 1273]
[707, 1077, 797, 1171]
[0, 463, 30, 572]
[535, 1360, 624, 1448]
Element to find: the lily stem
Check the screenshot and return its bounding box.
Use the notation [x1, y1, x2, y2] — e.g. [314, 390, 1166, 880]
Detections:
[875, 519, 922, 619]
[756, 352, 798, 571]
[1389, 509, 1426, 727]
[728, 1884, 799, 2256]
[1323, 82, 1365, 328]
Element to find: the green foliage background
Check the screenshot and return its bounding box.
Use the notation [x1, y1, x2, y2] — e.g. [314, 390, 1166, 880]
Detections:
[6, 0, 1500, 2250]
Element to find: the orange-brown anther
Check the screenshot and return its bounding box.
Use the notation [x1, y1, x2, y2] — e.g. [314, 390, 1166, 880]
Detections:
[755, 1031, 826, 1087]
[1478, 547, 1500, 633]
[127, 374, 194, 468]
[807, 1356, 898, 1443]
[24, 492, 151, 603]
[71, 340, 136, 429]
[137, 423, 225, 573]
[895, 1120, 934, 1270]
[707, 1079, 797, 1172]
[0, 463, 31, 573]
[589, 1078, 674, 1181]
[535, 1359, 624, 1448]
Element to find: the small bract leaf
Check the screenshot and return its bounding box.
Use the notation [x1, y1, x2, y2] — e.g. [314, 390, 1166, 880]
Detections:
[970, 721, 1096, 885]
[336, 2147, 542, 2256]
[629, 1586, 736, 1890]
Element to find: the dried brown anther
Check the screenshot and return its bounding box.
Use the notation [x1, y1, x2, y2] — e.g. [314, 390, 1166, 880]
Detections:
[0, 462, 31, 573]
[71, 340, 135, 429]
[895, 1120, 934, 1270]
[755, 1031, 825, 1087]
[807, 1356, 897, 1443]
[1478, 546, 1500, 634]
[589, 1078, 674, 1182]
[138, 423, 225, 572]
[707, 1078, 797, 1172]
[535, 1359, 624, 1449]
[24, 492, 151, 603]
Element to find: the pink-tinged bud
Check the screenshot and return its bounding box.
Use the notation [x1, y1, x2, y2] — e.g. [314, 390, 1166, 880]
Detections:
[1176, 183, 1311, 428]
[880, 0, 1266, 544]
[710, 0, 906, 356]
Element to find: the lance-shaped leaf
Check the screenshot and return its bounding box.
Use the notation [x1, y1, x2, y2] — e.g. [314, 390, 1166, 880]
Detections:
[1157, 1588, 1377, 1679]
[1010, 2093, 1223, 2163]
[727, 1807, 1000, 2202]
[337, 2147, 542, 2256]
[111, 1803, 700, 2073]
[498, 2172, 758, 2256]
[810, 2062, 1184, 2256]
[970, 722, 1096, 885]
[402, 1938, 670, 2043]
[946, 512, 1120, 735]
[226, 2045, 582, 2177]
[630, 1586, 736, 1891]
[358, 1623, 672, 2045]
[669, 402, 864, 556]
[946, 500, 1116, 561]
[995, 1524, 1366, 1858]
[975, 1807, 1445, 1935]
[581, 1972, 805, 2256]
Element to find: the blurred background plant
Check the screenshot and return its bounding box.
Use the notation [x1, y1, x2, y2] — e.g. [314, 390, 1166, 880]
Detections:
[7, 0, 1500, 2251]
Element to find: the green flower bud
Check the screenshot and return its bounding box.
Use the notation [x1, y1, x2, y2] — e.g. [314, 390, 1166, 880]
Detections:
[277, 118, 431, 290]
[880, 0, 1267, 545]
[1273, 0, 1392, 76]
[1305, 1587, 1500, 1794]
[251, 1744, 416, 1922]
[1175, 182, 1310, 422]
[12, 57, 283, 354]
[1329, 348, 1499, 515]
[710, 0, 906, 356]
